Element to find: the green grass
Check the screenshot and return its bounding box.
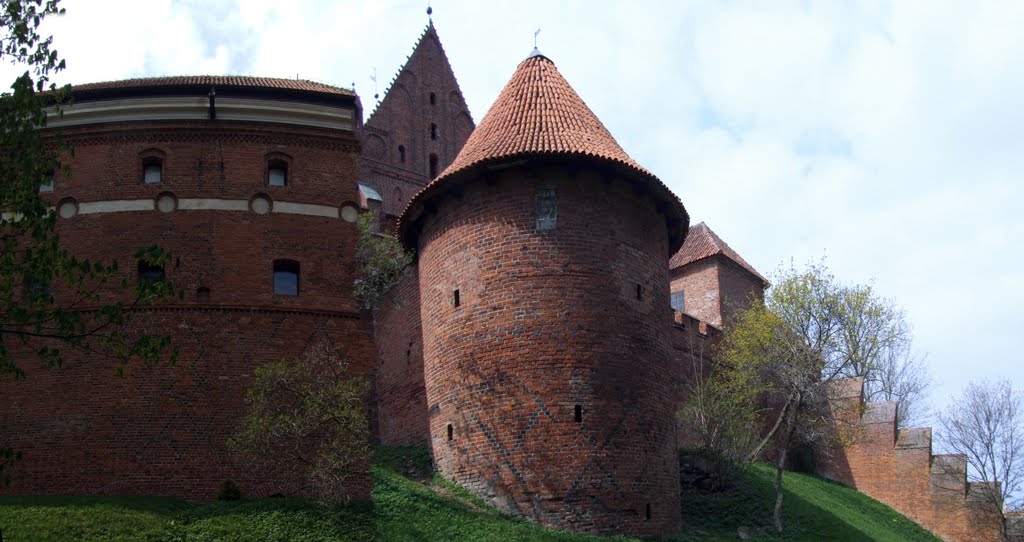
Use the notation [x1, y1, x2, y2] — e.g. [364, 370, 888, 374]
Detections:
[0, 447, 941, 541]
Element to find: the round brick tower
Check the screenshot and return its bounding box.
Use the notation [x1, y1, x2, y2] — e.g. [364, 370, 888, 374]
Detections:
[398, 51, 689, 538]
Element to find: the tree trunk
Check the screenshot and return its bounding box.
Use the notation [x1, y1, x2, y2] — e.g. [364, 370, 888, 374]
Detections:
[748, 395, 792, 462]
[774, 446, 787, 534]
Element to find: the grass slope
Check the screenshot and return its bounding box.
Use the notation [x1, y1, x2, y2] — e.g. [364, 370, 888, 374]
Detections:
[0, 447, 940, 541]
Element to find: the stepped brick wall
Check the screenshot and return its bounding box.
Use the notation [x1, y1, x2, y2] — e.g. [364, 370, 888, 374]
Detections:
[818, 379, 1003, 542]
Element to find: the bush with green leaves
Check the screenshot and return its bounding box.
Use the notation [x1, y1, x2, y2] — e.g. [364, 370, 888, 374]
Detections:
[352, 211, 413, 309]
[229, 342, 372, 503]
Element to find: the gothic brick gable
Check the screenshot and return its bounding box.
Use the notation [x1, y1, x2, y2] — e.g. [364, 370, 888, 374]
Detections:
[360, 22, 474, 216]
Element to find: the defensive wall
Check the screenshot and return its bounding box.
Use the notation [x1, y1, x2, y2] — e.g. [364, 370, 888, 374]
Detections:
[818, 378, 1003, 542]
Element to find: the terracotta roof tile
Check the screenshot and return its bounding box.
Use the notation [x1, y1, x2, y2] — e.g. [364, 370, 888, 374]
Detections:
[398, 53, 688, 251]
[669, 222, 767, 285]
[71, 75, 354, 96]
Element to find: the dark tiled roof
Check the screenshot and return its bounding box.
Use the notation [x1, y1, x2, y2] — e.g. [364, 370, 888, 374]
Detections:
[71, 75, 354, 96]
[398, 53, 688, 251]
[669, 222, 768, 285]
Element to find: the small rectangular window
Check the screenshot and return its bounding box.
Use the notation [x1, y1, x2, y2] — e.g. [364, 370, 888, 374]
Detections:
[39, 171, 54, 193]
[138, 261, 165, 284]
[574, 405, 582, 423]
[447, 423, 453, 441]
[671, 291, 685, 313]
[636, 283, 643, 300]
[273, 260, 300, 295]
[143, 159, 162, 184]
[535, 185, 557, 231]
[453, 289, 460, 307]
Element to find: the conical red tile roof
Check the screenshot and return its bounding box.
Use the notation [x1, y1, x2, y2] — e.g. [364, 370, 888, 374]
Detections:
[398, 53, 688, 252]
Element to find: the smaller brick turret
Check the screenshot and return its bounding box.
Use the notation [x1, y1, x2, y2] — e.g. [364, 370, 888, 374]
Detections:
[399, 50, 687, 539]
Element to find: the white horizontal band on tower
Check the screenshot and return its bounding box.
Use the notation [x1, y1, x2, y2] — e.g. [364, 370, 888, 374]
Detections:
[60, 198, 351, 219]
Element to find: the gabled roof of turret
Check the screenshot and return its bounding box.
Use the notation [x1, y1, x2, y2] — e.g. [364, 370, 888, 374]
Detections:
[670, 222, 768, 286]
[398, 52, 688, 252]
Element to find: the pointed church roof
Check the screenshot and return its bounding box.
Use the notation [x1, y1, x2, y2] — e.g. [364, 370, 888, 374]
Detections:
[398, 53, 688, 252]
[670, 222, 768, 286]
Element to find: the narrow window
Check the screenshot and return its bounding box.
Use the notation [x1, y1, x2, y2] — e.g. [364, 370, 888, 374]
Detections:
[453, 288, 460, 307]
[197, 287, 211, 303]
[574, 405, 582, 423]
[39, 171, 55, 192]
[429, 154, 438, 178]
[406, 342, 413, 365]
[138, 261, 165, 284]
[671, 291, 685, 313]
[429, 92, 436, 105]
[143, 157, 163, 184]
[398, 145, 406, 163]
[447, 423, 453, 441]
[273, 259, 300, 295]
[430, 123, 438, 140]
[636, 283, 643, 300]
[268, 159, 288, 187]
[645, 503, 651, 521]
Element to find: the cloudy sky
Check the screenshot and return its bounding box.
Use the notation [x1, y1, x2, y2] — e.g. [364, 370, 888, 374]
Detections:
[9, 1, 1023, 429]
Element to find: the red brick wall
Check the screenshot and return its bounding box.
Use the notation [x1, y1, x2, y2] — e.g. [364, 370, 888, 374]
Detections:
[0, 118, 377, 500]
[818, 381, 1002, 542]
[414, 165, 681, 539]
[372, 265, 428, 445]
[361, 25, 474, 215]
[716, 257, 765, 328]
[670, 258, 720, 326]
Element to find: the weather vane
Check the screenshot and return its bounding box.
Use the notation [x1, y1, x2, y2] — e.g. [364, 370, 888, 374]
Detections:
[371, 67, 379, 103]
[427, 2, 432, 21]
[534, 28, 541, 49]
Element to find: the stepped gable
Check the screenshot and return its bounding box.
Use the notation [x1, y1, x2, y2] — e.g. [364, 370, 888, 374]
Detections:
[669, 222, 768, 286]
[398, 51, 688, 252]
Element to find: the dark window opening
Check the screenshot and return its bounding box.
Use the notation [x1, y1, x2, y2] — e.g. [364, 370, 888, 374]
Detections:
[636, 283, 643, 300]
[273, 259, 300, 295]
[453, 288, 460, 307]
[143, 157, 163, 184]
[197, 287, 211, 303]
[28, 282, 50, 302]
[671, 290, 685, 313]
[398, 145, 406, 163]
[430, 123, 438, 140]
[645, 503, 651, 521]
[268, 159, 288, 187]
[574, 405, 582, 423]
[175, 257, 181, 269]
[138, 261, 165, 284]
[429, 92, 436, 105]
[429, 154, 438, 178]
[39, 170, 55, 192]
[447, 424, 453, 441]
[406, 342, 413, 365]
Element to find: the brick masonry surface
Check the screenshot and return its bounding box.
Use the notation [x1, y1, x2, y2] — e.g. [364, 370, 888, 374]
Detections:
[0, 117, 378, 500]
[817, 379, 1003, 542]
[413, 164, 682, 539]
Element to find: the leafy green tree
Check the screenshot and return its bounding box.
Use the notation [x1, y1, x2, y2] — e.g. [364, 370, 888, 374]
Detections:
[717, 260, 922, 534]
[1, 0, 175, 484]
[229, 342, 372, 503]
[352, 211, 413, 309]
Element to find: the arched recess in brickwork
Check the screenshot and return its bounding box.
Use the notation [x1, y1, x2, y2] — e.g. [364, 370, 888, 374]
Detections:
[448, 89, 463, 107]
[365, 134, 386, 159]
[455, 111, 473, 144]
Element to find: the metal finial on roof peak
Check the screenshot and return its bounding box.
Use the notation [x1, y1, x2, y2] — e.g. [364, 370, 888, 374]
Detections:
[527, 47, 544, 59]
[427, 3, 432, 21]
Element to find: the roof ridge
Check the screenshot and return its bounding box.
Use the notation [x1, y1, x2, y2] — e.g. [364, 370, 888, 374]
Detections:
[670, 222, 767, 285]
[70, 75, 354, 96]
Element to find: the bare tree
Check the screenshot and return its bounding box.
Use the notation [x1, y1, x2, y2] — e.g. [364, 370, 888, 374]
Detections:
[865, 343, 931, 428]
[939, 380, 1024, 540]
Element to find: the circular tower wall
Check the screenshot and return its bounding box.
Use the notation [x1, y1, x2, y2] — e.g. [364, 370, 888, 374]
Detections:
[416, 163, 681, 538]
